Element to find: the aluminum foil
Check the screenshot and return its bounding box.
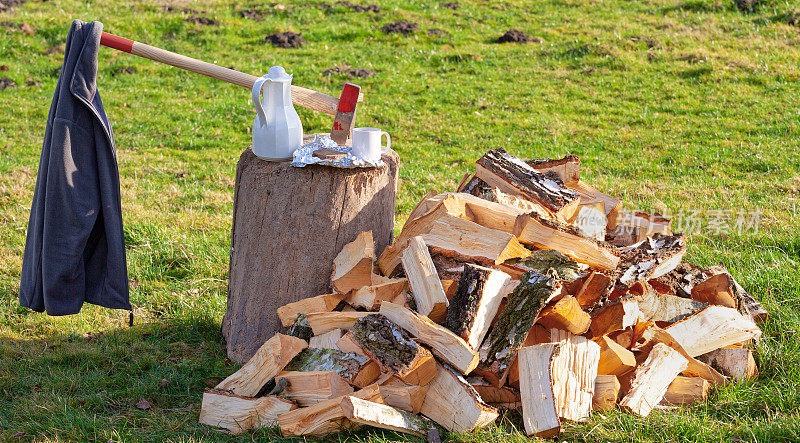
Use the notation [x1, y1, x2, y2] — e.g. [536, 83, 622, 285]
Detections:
[291, 134, 384, 168]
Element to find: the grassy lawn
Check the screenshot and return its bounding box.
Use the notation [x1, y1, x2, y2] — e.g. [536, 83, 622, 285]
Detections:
[1, 0, 799, 440]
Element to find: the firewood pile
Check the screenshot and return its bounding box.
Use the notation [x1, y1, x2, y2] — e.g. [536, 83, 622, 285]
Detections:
[199, 148, 767, 438]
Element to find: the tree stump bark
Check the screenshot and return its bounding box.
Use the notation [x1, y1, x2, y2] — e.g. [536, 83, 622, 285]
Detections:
[223, 146, 400, 363]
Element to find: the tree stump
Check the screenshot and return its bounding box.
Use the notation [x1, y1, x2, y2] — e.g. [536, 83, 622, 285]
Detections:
[222, 145, 400, 363]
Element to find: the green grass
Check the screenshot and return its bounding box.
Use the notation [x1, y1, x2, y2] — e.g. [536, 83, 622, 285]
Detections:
[1, 0, 799, 440]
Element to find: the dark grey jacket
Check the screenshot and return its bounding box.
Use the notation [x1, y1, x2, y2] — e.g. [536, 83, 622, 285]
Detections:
[20, 20, 130, 315]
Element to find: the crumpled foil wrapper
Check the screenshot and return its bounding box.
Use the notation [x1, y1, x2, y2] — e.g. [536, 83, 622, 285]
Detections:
[291, 134, 384, 168]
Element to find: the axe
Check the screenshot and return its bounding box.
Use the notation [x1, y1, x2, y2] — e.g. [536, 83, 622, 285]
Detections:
[99, 32, 361, 145]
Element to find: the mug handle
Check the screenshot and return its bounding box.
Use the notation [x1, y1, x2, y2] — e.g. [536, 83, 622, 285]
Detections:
[380, 131, 391, 153]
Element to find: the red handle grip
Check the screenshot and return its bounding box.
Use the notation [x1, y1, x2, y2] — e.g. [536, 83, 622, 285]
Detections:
[100, 32, 134, 53]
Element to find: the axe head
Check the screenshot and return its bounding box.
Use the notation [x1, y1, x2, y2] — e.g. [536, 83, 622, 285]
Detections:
[330, 83, 361, 146]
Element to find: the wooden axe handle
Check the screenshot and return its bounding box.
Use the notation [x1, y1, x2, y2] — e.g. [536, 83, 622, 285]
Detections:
[100, 32, 342, 116]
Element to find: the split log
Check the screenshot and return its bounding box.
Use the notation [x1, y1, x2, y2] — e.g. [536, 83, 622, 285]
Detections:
[507, 324, 551, 388]
[276, 293, 345, 327]
[306, 311, 370, 335]
[199, 391, 296, 434]
[609, 328, 634, 349]
[215, 334, 307, 397]
[445, 264, 510, 350]
[651, 262, 710, 298]
[286, 313, 314, 341]
[589, 296, 643, 337]
[549, 329, 601, 421]
[707, 266, 769, 322]
[575, 271, 613, 309]
[419, 363, 499, 432]
[285, 347, 380, 388]
[349, 314, 438, 386]
[380, 302, 479, 374]
[341, 396, 435, 437]
[224, 149, 398, 363]
[470, 381, 521, 409]
[308, 329, 343, 350]
[421, 214, 531, 266]
[571, 201, 607, 241]
[518, 343, 561, 438]
[617, 234, 687, 287]
[664, 306, 762, 357]
[345, 278, 408, 310]
[631, 321, 726, 386]
[475, 148, 580, 221]
[514, 213, 620, 270]
[595, 335, 636, 376]
[401, 236, 449, 323]
[660, 376, 709, 406]
[566, 180, 622, 218]
[278, 371, 354, 406]
[331, 230, 375, 294]
[537, 295, 591, 335]
[441, 279, 458, 300]
[631, 281, 707, 324]
[593, 375, 620, 411]
[619, 343, 688, 417]
[378, 375, 429, 414]
[696, 347, 757, 382]
[336, 331, 366, 356]
[526, 154, 580, 184]
[607, 211, 671, 247]
[690, 273, 737, 309]
[277, 383, 384, 437]
[477, 272, 561, 387]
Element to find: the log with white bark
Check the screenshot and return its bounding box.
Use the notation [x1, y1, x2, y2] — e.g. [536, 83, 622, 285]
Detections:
[616, 234, 687, 287]
[664, 306, 761, 357]
[349, 314, 438, 386]
[444, 264, 510, 350]
[380, 301, 479, 374]
[285, 347, 380, 388]
[401, 236, 449, 323]
[340, 396, 436, 437]
[199, 391, 296, 434]
[526, 154, 581, 184]
[619, 343, 688, 417]
[631, 281, 707, 324]
[215, 333, 307, 397]
[419, 362, 499, 432]
[475, 148, 580, 221]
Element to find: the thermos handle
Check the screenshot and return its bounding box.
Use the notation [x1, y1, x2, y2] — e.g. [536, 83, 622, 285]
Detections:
[251, 76, 270, 126]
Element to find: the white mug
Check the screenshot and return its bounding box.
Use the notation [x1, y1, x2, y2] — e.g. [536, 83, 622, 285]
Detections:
[352, 127, 391, 162]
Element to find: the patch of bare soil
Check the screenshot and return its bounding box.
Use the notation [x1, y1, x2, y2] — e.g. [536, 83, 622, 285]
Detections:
[185, 15, 218, 26]
[735, 0, 759, 13]
[0, 0, 25, 13]
[427, 28, 449, 37]
[381, 20, 418, 35]
[0, 78, 18, 90]
[265, 31, 305, 48]
[322, 65, 374, 78]
[238, 10, 265, 21]
[338, 1, 380, 12]
[442, 2, 459, 9]
[497, 29, 540, 43]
